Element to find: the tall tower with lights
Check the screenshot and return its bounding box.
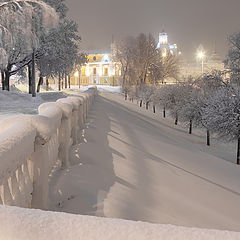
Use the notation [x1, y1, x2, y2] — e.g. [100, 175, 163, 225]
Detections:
[157, 31, 168, 48]
[156, 30, 178, 56]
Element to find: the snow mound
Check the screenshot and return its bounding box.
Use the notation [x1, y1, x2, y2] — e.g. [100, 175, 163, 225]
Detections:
[0, 205, 239, 240]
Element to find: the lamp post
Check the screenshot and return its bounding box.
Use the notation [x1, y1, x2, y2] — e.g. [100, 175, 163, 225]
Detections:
[197, 50, 205, 76]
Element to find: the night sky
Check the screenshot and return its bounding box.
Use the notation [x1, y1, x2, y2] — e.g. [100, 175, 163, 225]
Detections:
[66, 0, 240, 60]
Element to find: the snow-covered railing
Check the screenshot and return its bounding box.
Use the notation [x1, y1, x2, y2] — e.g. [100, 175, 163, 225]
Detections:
[0, 121, 36, 207]
[0, 87, 97, 209]
[0, 205, 239, 240]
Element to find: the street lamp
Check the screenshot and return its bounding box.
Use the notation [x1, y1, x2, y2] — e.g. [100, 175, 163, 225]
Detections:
[197, 50, 205, 75]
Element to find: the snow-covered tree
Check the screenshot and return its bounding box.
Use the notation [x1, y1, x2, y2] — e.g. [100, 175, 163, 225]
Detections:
[133, 33, 157, 86]
[149, 51, 179, 85]
[36, 19, 81, 91]
[137, 84, 155, 109]
[113, 36, 136, 99]
[225, 32, 240, 86]
[0, 0, 58, 91]
[178, 87, 202, 134]
[192, 71, 226, 145]
[202, 86, 240, 164]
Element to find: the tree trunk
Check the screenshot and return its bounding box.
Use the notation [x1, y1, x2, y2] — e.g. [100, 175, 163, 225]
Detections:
[153, 104, 156, 113]
[46, 77, 49, 91]
[68, 75, 71, 88]
[140, 100, 143, 107]
[237, 137, 240, 165]
[207, 129, 210, 146]
[62, 78, 64, 89]
[4, 70, 10, 91]
[1, 71, 5, 90]
[189, 119, 192, 134]
[163, 107, 166, 118]
[32, 50, 36, 97]
[58, 72, 61, 91]
[146, 102, 149, 110]
[175, 114, 178, 125]
[125, 92, 127, 101]
[78, 75, 81, 89]
[28, 64, 32, 94]
[65, 74, 68, 89]
[37, 73, 43, 93]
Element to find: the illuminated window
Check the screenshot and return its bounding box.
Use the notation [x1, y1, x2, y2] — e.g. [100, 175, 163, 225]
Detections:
[104, 68, 108, 76]
[81, 68, 85, 76]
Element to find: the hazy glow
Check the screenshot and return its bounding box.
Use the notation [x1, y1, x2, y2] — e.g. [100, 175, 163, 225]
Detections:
[197, 51, 205, 60]
[162, 51, 167, 57]
[74, 71, 79, 77]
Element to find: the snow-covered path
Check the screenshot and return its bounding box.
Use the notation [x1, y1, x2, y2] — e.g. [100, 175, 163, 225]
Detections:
[49, 93, 240, 232]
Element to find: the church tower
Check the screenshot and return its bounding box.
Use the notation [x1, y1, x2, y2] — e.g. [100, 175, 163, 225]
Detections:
[157, 31, 168, 49]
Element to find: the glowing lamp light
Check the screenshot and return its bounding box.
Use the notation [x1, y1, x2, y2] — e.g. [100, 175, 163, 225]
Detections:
[162, 52, 167, 58]
[74, 71, 79, 77]
[196, 49, 205, 75]
[197, 51, 205, 60]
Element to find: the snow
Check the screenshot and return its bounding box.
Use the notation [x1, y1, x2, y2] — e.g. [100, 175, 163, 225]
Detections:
[0, 86, 69, 117]
[49, 92, 240, 232]
[78, 85, 121, 93]
[0, 86, 97, 209]
[0, 119, 35, 183]
[0, 205, 239, 240]
[0, 84, 96, 118]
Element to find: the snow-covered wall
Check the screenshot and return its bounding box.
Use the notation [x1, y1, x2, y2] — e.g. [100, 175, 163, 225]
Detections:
[0, 87, 97, 209]
[0, 205, 239, 240]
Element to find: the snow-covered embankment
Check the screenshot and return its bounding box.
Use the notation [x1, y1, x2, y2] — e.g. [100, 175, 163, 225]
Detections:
[0, 87, 97, 209]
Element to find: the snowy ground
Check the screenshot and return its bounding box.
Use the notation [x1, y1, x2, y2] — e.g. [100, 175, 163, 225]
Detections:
[0, 84, 111, 118]
[49, 92, 240, 232]
[0, 85, 121, 118]
[0, 85, 68, 118]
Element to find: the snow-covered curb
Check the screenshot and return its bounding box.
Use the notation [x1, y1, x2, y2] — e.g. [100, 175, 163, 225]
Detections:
[0, 205, 239, 240]
[0, 87, 97, 209]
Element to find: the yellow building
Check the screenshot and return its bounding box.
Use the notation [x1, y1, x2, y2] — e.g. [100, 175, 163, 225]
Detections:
[70, 52, 121, 86]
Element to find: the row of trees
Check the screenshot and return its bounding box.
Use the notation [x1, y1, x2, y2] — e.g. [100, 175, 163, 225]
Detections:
[113, 33, 180, 99]
[0, 0, 86, 95]
[120, 32, 240, 165]
[128, 72, 240, 164]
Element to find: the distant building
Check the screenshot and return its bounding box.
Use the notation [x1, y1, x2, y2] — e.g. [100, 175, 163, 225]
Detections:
[156, 31, 179, 56]
[70, 51, 120, 86]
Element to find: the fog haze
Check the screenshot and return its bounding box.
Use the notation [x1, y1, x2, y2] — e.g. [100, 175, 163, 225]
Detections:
[66, 0, 240, 60]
